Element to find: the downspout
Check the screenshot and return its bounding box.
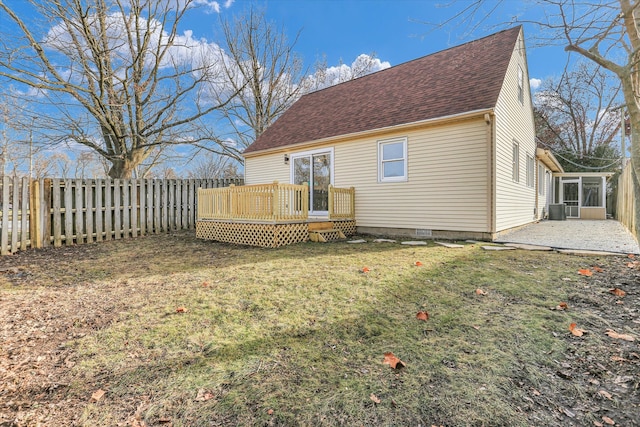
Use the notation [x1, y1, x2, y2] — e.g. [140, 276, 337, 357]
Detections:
[485, 112, 497, 237]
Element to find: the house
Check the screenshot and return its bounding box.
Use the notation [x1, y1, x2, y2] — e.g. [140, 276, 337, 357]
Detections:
[239, 26, 544, 241]
[196, 26, 612, 247]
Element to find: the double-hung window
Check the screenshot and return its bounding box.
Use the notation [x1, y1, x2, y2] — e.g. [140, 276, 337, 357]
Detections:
[512, 142, 520, 182]
[378, 137, 408, 182]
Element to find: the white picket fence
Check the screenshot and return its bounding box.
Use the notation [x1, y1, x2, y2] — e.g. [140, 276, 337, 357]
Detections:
[0, 177, 242, 255]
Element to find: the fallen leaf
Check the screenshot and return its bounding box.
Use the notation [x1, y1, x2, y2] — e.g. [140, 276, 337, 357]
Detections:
[416, 311, 429, 321]
[551, 302, 569, 311]
[569, 323, 584, 337]
[532, 388, 541, 396]
[605, 329, 635, 342]
[201, 282, 209, 287]
[361, 267, 370, 274]
[608, 288, 626, 297]
[602, 415, 615, 425]
[592, 266, 604, 273]
[414, 261, 423, 267]
[610, 356, 627, 362]
[90, 389, 105, 402]
[383, 352, 406, 369]
[267, 409, 274, 415]
[158, 417, 171, 423]
[627, 262, 637, 268]
[370, 393, 381, 404]
[578, 269, 593, 277]
[195, 389, 214, 401]
[598, 390, 613, 400]
[628, 254, 635, 259]
[475, 288, 487, 295]
[594, 422, 604, 427]
[176, 307, 188, 313]
[471, 325, 480, 330]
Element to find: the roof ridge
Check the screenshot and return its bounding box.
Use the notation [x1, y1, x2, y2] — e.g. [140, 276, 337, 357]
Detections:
[302, 25, 522, 98]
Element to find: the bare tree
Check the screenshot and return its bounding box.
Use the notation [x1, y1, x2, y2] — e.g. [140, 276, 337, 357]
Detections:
[186, 151, 240, 178]
[304, 53, 390, 92]
[535, 62, 623, 170]
[0, 0, 237, 178]
[207, 8, 306, 158]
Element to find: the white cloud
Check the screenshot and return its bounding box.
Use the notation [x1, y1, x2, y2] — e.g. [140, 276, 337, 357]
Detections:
[193, 0, 234, 14]
[305, 54, 391, 92]
[530, 78, 542, 90]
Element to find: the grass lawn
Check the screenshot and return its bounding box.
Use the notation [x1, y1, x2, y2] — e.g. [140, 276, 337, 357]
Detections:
[1, 231, 638, 426]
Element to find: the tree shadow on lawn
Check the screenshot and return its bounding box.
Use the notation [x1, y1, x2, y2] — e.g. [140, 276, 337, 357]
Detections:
[0, 230, 467, 287]
[73, 250, 580, 427]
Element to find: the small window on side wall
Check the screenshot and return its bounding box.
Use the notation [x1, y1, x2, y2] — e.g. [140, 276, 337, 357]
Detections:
[512, 142, 519, 183]
[517, 66, 524, 104]
[378, 137, 407, 182]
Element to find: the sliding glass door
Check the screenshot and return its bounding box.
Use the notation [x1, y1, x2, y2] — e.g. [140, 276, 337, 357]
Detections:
[292, 150, 332, 215]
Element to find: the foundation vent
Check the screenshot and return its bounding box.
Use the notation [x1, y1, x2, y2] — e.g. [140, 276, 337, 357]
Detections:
[416, 229, 432, 237]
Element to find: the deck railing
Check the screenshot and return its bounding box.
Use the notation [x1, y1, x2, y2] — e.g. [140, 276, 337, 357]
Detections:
[197, 181, 309, 222]
[328, 185, 355, 219]
[198, 182, 357, 222]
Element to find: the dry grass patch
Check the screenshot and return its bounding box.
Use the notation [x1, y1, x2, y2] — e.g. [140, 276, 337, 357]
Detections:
[1, 231, 638, 426]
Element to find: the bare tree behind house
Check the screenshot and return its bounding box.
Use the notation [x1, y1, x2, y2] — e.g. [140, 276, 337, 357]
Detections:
[535, 62, 623, 171]
[186, 150, 240, 178]
[0, 0, 238, 179]
[208, 8, 306, 158]
[209, 8, 390, 160]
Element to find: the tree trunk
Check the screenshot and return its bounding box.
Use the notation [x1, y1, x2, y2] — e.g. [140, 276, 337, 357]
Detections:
[107, 151, 148, 179]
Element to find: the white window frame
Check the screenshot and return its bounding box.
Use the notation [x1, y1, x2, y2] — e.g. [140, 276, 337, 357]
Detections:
[512, 142, 520, 183]
[517, 65, 524, 104]
[526, 154, 535, 188]
[378, 137, 408, 183]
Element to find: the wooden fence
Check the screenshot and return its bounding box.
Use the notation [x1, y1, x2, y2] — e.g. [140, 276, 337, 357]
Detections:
[0, 177, 242, 255]
[616, 160, 636, 238]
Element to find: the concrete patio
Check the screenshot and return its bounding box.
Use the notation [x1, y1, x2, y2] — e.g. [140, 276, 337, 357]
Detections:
[495, 219, 639, 255]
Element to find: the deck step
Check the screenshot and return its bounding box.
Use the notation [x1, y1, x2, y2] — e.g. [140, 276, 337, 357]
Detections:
[309, 228, 346, 243]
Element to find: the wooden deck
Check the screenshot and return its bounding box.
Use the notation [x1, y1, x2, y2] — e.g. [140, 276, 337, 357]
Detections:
[196, 182, 356, 247]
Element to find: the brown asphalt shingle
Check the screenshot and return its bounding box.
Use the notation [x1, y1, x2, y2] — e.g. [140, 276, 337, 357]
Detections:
[244, 26, 522, 155]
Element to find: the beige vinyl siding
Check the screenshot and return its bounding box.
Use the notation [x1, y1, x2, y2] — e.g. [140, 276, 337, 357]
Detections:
[246, 117, 490, 232]
[493, 29, 537, 232]
[335, 118, 489, 232]
[244, 151, 290, 185]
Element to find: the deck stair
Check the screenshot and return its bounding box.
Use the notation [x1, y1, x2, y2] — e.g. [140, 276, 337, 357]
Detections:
[308, 221, 346, 242]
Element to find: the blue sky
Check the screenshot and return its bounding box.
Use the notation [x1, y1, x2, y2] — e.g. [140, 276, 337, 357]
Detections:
[0, 0, 587, 177]
[224, 0, 568, 88]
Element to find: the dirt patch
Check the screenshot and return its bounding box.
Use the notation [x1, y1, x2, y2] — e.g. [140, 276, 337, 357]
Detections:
[0, 234, 638, 426]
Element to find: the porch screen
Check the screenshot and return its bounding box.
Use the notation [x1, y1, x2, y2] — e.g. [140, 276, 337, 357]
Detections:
[582, 177, 602, 207]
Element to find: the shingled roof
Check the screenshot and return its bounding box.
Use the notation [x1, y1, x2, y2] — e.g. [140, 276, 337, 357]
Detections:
[244, 26, 522, 155]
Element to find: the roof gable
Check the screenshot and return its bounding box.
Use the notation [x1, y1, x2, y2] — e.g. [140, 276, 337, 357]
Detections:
[244, 26, 522, 155]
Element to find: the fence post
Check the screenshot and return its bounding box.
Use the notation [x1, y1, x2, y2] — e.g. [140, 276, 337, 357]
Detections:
[29, 179, 42, 249]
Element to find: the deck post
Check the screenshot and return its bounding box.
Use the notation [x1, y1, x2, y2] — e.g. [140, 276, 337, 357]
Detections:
[272, 181, 279, 221]
[350, 186, 355, 218]
[328, 184, 334, 219]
